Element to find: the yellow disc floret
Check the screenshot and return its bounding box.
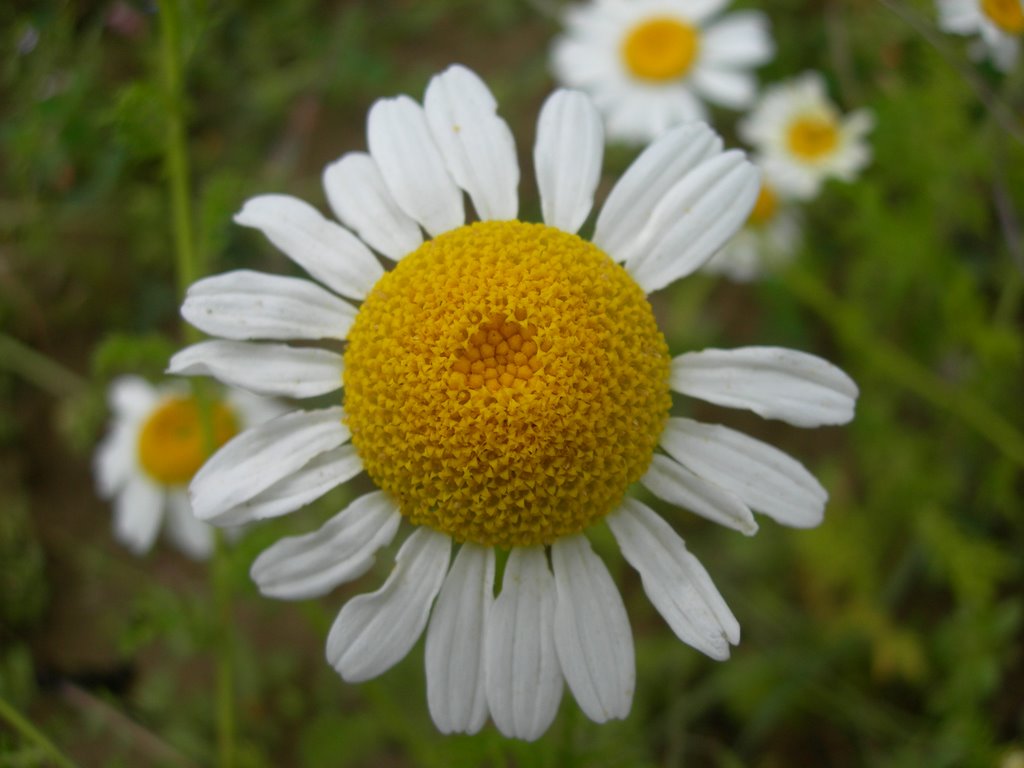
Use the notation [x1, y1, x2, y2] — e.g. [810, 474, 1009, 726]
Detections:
[981, 0, 1024, 34]
[344, 220, 671, 548]
[786, 113, 840, 162]
[138, 396, 238, 486]
[622, 17, 700, 82]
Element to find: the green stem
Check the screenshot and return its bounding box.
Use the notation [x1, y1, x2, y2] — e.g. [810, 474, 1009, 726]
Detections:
[0, 333, 86, 397]
[158, 0, 201, 330]
[212, 531, 237, 768]
[157, 3, 235, 766]
[0, 696, 79, 768]
[781, 267, 1024, 470]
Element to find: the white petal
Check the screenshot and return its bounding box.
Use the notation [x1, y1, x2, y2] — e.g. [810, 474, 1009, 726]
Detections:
[671, 347, 859, 427]
[424, 65, 519, 222]
[659, 417, 828, 528]
[182, 270, 357, 341]
[641, 454, 758, 535]
[627, 152, 760, 294]
[367, 95, 464, 236]
[683, 0, 731, 21]
[691, 68, 758, 109]
[326, 528, 451, 682]
[94, 423, 135, 498]
[213, 443, 362, 526]
[227, 388, 289, 427]
[425, 543, 494, 735]
[551, 535, 634, 723]
[250, 490, 401, 600]
[164, 491, 214, 560]
[113, 476, 164, 555]
[189, 406, 348, 523]
[323, 152, 423, 261]
[937, 0, 979, 32]
[485, 546, 563, 742]
[234, 195, 384, 301]
[108, 375, 158, 419]
[988, 33, 1019, 72]
[700, 12, 775, 68]
[593, 123, 723, 263]
[607, 499, 739, 660]
[598, 84, 707, 145]
[534, 90, 604, 234]
[168, 340, 344, 399]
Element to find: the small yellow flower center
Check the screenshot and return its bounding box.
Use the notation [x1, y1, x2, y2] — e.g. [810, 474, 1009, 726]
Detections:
[137, 396, 238, 486]
[981, 0, 1024, 33]
[622, 17, 700, 82]
[786, 113, 840, 161]
[344, 220, 671, 548]
[747, 183, 779, 227]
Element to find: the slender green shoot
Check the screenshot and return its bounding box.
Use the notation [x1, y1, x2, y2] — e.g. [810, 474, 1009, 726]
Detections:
[0, 695, 80, 768]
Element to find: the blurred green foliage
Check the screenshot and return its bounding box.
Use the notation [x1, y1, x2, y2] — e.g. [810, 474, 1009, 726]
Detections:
[1, 0, 1022, 766]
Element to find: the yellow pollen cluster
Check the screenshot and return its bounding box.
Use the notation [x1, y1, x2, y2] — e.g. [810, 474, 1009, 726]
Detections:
[344, 220, 671, 548]
[137, 396, 238, 486]
[786, 114, 840, 161]
[981, 0, 1024, 33]
[747, 183, 779, 227]
[451, 311, 542, 393]
[622, 17, 700, 82]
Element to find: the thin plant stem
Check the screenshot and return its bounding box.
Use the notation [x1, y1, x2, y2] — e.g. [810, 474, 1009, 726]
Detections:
[781, 267, 1024, 470]
[0, 333, 86, 397]
[157, 0, 202, 332]
[0, 695, 79, 768]
[212, 530, 237, 768]
[59, 684, 199, 768]
[157, 2, 236, 766]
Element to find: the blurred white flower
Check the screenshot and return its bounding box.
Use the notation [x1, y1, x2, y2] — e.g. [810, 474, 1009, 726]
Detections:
[739, 72, 873, 201]
[551, 0, 773, 143]
[937, 0, 1023, 71]
[93, 376, 282, 559]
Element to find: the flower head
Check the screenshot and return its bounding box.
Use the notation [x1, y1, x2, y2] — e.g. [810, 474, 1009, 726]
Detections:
[937, 0, 1023, 71]
[174, 65, 858, 740]
[702, 168, 803, 281]
[94, 376, 282, 559]
[739, 72, 874, 201]
[551, 0, 774, 143]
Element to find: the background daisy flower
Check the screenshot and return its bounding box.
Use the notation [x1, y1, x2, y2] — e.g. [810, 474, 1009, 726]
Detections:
[173, 65, 857, 740]
[551, 0, 774, 143]
[702, 167, 803, 281]
[937, 0, 1023, 70]
[93, 376, 282, 559]
[739, 72, 874, 201]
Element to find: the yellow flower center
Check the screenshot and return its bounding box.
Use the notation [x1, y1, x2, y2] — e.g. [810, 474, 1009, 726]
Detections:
[344, 220, 671, 548]
[786, 114, 840, 161]
[981, 0, 1024, 33]
[622, 17, 700, 82]
[747, 183, 779, 227]
[137, 396, 238, 486]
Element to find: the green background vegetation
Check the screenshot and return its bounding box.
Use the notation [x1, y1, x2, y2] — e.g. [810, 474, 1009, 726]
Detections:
[1, 0, 1022, 765]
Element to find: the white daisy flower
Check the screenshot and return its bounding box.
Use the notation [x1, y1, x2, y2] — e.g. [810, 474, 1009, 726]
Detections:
[93, 375, 282, 560]
[174, 65, 858, 741]
[739, 72, 874, 201]
[937, 0, 1023, 71]
[551, 0, 774, 144]
[702, 173, 802, 282]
